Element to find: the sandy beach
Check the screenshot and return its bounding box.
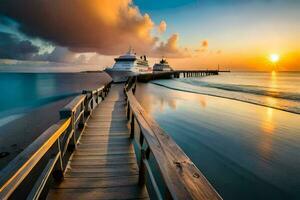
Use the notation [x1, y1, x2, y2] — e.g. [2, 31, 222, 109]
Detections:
[0, 98, 73, 168]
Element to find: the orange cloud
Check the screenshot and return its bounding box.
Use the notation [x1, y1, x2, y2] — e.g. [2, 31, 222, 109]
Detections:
[194, 40, 209, 53]
[153, 34, 189, 58]
[201, 40, 209, 47]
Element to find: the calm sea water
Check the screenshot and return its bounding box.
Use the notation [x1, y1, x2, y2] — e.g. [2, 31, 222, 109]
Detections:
[0, 72, 109, 126]
[136, 72, 300, 200]
[153, 72, 300, 114]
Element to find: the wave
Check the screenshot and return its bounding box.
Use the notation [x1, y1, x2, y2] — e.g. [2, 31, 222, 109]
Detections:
[151, 79, 300, 114]
[0, 114, 24, 128]
[0, 92, 78, 127]
[179, 79, 300, 102]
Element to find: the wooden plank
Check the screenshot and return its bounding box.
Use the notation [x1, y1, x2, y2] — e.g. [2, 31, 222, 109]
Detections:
[65, 171, 138, 178]
[77, 141, 132, 147]
[68, 163, 138, 172]
[86, 121, 127, 126]
[70, 158, 136, 166]
[47, 84, 149, 200]
[74, 151, 135, 156]
[80, 135, 129, 139]
[47, 186, 148, 200]
[76, 144, 133, 150]
[71, 154, 136, 160]
[88, 118, 127, 123]
[81, 133, 129, 137]
[54, 176, 140, 189]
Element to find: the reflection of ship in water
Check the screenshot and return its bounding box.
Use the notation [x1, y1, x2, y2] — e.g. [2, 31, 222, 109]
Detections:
[153, 58, 173, 71]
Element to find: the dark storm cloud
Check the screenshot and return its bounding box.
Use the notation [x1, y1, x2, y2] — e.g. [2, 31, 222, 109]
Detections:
[0, 0, 158, 55]
[0, 32, 39, 59]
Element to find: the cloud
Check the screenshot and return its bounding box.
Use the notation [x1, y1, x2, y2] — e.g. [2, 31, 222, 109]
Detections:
[0, 32, 39, 59]
[194, 40, 209, 53]
[157, 20, 167, 34]
[152, 34, 189, 58]
[201, 40, 208, 48]
[0, 0, 158, 55]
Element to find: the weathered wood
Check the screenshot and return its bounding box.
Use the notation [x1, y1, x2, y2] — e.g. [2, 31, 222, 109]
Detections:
[0, 119, 70, 200]
[60, 95, 86, 112]
[0, 82, 111, 200]
[47, 84, 149, 200]
[26, 153, 60, 200]
[125, 79, 222, 200]
[54, 176, 140, 189]
[47, 186, 149, 200]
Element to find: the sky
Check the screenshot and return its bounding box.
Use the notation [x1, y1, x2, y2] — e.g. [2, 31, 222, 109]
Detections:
[0, 0, 299, 71]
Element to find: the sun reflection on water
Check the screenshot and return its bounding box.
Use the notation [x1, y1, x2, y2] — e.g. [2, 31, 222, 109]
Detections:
[270, 70, 277, 90]
[258, 107, 275, 162]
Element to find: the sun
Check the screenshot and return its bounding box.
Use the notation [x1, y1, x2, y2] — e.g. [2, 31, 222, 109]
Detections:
[270, 53, 280, 63]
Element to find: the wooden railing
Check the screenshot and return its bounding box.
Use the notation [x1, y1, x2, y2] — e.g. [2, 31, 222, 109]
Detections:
[125, 77, 222, 200]
[0, 82, 111, 200]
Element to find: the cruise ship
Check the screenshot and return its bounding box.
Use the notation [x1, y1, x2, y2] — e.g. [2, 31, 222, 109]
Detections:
[153, 58, 173, 71]
[107, 48, 151, 73]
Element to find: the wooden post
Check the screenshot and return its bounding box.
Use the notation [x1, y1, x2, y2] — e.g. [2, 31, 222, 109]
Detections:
[78, 102, 85, 130]
[132, 84, 136, 95]
[52, 140, 64, 182]
[165, 187, 173, 200]
[60, 110, 76, 150]
[95, 92, 99, 105]
[127, 102, 130, 120]
[130, 113, 134, 139]
[138, 144, 150, 186]
[138, 149, 146, 185]
[90, 94, 94, 110]
[82, 91, 91, 117]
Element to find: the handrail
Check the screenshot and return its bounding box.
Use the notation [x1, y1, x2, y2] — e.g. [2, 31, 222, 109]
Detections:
[0, 82, 112, 200]
[125, 77, 222, 200]
[0, 119, 70, 199]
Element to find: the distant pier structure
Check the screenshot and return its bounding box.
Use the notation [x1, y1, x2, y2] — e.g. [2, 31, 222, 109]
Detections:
[137, 69, 227, 82]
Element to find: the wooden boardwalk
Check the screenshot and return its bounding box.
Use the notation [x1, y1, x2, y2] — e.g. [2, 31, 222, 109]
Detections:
[47, 84, 149, 200]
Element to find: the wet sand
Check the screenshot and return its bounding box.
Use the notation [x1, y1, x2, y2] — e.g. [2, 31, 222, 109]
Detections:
[135, 83, 300, 200]
[0, 98, 72, 169]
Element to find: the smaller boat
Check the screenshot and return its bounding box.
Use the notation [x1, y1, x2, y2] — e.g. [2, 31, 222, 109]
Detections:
[153, 58, 173, 71]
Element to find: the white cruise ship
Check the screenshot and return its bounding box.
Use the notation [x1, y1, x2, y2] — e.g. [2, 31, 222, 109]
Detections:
[107, 48, 151, 73]
[153, 58, 173, 71]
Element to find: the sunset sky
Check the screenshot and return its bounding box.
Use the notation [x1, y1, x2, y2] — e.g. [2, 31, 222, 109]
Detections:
[0, 0, 299, 71]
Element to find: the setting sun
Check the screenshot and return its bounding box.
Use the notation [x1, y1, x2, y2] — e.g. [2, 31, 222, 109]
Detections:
[270, 54, 280, 63]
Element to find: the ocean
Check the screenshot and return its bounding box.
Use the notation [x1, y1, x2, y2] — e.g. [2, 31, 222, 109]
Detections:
[0, 71, 299, 199]
[152, 72, 300, 114]
[0, 72, 110, 127]
[135, 72, 300, 200]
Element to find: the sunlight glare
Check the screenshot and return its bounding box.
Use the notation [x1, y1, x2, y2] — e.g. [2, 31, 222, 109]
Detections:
[270, 54, 280, 63]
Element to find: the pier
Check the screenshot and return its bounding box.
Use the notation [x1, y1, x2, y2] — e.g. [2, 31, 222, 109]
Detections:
[0, 75, 221, 200]
[137, 70, 222, 82]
